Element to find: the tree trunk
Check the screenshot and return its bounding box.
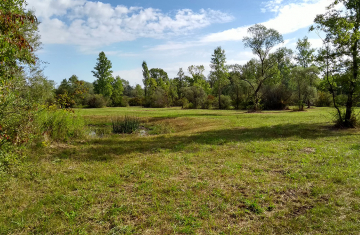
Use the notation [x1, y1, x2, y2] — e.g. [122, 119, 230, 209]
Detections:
[345, 25, 359, 128]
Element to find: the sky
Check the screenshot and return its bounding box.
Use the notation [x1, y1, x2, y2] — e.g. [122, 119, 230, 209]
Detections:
[26, 0, 333, 87]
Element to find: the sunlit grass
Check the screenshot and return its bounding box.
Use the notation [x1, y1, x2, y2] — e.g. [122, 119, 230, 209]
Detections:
[1, 107, 360, 234]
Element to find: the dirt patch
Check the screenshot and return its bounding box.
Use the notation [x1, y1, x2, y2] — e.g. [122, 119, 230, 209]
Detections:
[302, 148, 316, 154]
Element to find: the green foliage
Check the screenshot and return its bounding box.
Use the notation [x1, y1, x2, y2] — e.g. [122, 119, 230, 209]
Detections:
[86, 94, 107, 108]
[242, 24, 284, 110]
[55, 75, 91, 108]
[261, 84, 291, 110]
[111, 76, 124, 107]
[112, 116, 140, 134]
[312, 0, 360, 127]
[316, 91, 332, 107]
[129, 97, 144, 106]
[149, 87, 168, 108]
[290, 66, 319, 110]
[210, 47, 229, 109]
[181, 86, 207, 109]
[92, 52, 114, 98]
[214, 95, 232, 109]
[36, 108, 86, 142]
[295, 36, 316, 68]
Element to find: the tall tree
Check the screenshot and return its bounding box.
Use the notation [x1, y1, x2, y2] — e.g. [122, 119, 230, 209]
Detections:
[295, 36, 316, 68]
[210, 46, 229, 109]
[142, 61, 150, 98]
[92, 51, 113, 99]
[242, 24, 283, 110]
[311, 0, 360, 127]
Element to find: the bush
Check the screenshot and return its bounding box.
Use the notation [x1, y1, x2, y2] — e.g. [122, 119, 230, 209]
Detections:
[203, 95, 216, 109]
[150, 87, 168, 108]
[261, 84, 291, 110]
[214, 95, 232, 109]
[112, 116, 140, 134]
[181, 86, 206, 109]
[86, 94, 107, 108]
[36, 108, 87, 142]
[129, 97, 144, 106]
[316, 91, 332, 107]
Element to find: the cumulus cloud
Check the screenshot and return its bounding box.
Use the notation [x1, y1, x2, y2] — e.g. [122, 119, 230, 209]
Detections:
[26, 0, 233, 51]
[201, 0, 332, 43]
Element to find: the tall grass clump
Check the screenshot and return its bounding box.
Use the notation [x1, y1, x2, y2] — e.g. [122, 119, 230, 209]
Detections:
[112, 116, 140, 134]
[36, 107, 87, 142]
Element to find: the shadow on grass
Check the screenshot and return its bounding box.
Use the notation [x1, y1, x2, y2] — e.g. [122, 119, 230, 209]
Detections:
[50, 123, 358, 162]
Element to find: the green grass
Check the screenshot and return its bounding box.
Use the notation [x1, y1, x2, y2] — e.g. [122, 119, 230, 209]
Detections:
[1, 107, 360, 234]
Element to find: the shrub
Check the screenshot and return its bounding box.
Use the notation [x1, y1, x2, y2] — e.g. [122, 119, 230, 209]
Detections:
[129, 97, 144, 106]
[181, 86, 206, 109]
[214, 95, 232, 109]
[150, 87, 168, 108]
[86, 94, 107, 108]
[316, 91, 332, 107]
[112, 116, 140, 134]
[261, 84, 291, 110]
[36, 108, 86, 142]
[203, 95, 216, 109]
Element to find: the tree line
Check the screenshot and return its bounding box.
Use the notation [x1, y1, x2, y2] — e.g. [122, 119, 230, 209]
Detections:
[63, 25, 344, 115]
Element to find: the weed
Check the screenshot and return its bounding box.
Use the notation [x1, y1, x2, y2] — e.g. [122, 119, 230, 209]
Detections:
[112, 116, 140, 134]
[245, 199, 264, 214]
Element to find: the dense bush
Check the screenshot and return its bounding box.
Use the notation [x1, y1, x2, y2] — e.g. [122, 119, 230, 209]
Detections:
[129, 97, 143, 106]
[316, 91, 332, 107]
[214, 95, 232, 109]
[86, 94, 107, 108]
[181, 86, 207, 109]
[112, 116, 140, 134]
[261, 84, 291, 110]
[203, 95, 216, 109]
[150, 87, 168, 108]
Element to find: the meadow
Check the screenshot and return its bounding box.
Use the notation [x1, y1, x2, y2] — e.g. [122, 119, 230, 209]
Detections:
[1, 107, 360, 234]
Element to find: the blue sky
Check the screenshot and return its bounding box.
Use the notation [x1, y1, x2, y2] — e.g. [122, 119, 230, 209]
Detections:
[26, 0, 332, 86]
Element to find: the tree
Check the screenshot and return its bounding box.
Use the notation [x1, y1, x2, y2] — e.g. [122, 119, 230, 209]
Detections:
[295, 37, 317, 108]
[311, 0, 360, 127]
[228, 67, 250, 110]
[142, 61, 150, 98]
[0, 0, 38, 80]
[188, 65, 211, 93]
[92, 51, 113, 99]
[296, 36, 316, 68]
[173, 68, 189, 99]
[210, 47, 229, 109]
[242, 24, 284, 110]
[181, 86, 207, 109]
[111, 76, 124, 106]
[291, 66, 319, 111]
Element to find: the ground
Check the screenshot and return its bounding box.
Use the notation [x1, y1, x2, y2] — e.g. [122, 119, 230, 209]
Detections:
[1, 107, 360, 234]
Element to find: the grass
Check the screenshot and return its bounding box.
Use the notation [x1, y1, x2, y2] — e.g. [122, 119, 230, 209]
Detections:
[1, 107, 360, 234]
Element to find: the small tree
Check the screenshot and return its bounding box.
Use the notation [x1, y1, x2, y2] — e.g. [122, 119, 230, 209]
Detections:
[210, 47, 229, 109]
[111, 76, 124, 107]
[242, 24, 284, 110]
[92, 52, 113, 99]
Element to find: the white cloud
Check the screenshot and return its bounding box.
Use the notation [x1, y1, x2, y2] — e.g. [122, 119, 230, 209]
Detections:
[201, 0, 332, 43]
[27, 0, 233, 51]
[113, 68, 144, 86]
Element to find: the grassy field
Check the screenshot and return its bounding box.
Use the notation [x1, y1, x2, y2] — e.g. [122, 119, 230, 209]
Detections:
[1, 107, 360, 234]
